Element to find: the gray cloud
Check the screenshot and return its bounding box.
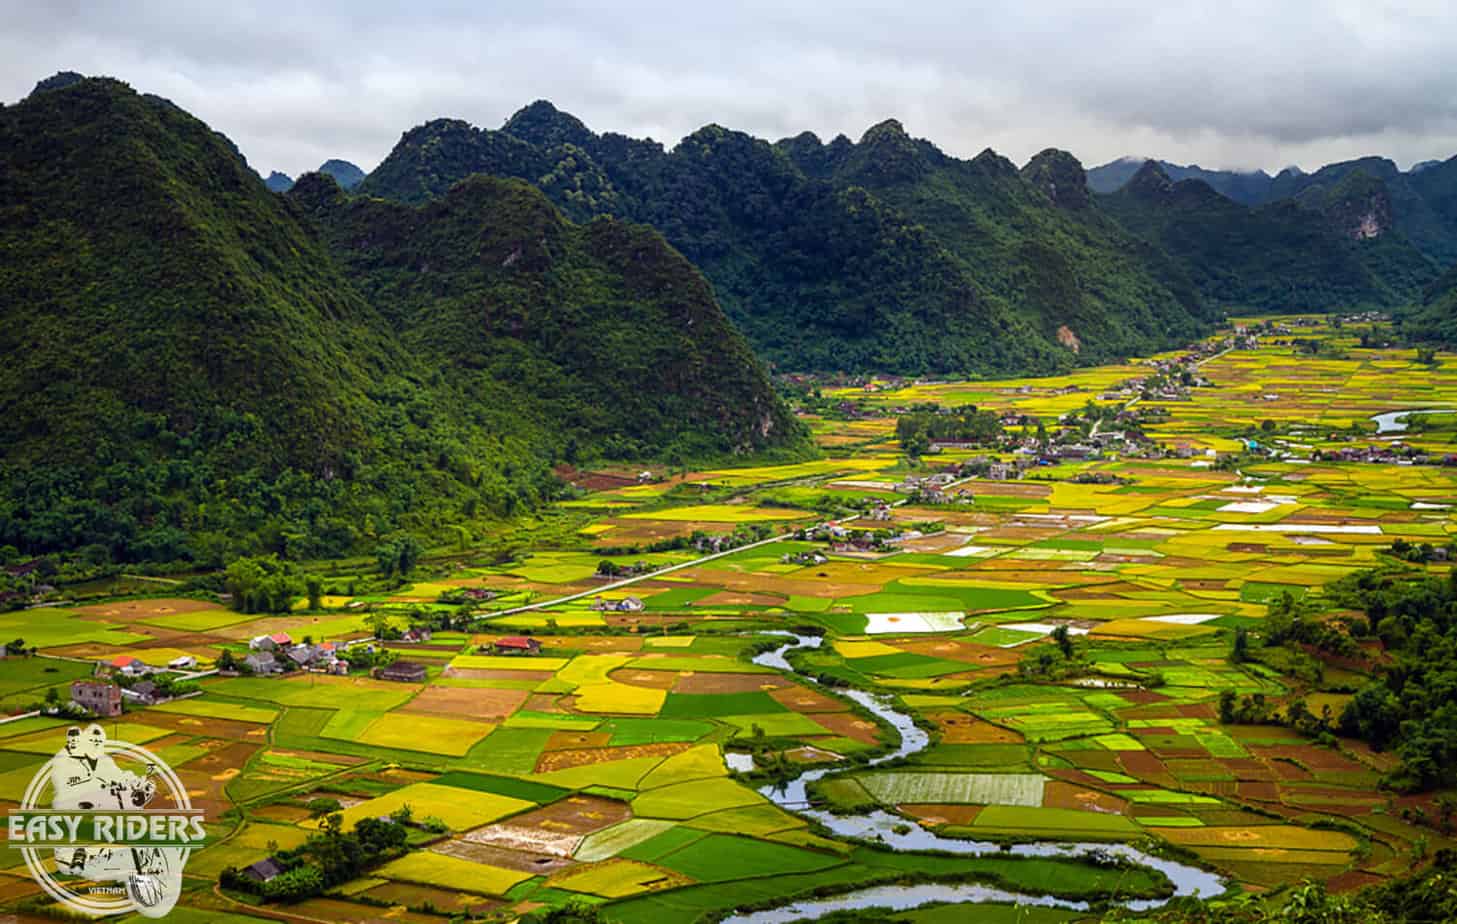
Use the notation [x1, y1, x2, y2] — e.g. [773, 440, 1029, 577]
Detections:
[3, 0, 1456, 177]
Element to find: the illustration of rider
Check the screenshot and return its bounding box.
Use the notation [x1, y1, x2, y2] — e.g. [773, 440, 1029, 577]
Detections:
[48, 725, 182, 913]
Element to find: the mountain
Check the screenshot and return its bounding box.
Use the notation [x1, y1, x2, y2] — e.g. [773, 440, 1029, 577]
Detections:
[1087, 156, 1274, 205]
[0, 76, 803, 564]
[264, 170, 294, 192]
[361, 103, 1214, 372]
[290, 170, 797, 459]
[317, 158, 365, 190]
[1099, 162, 1434, 312]
[1092, 154, 1457, 265]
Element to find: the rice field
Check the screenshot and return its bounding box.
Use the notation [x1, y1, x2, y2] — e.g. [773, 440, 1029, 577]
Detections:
[3, 319, 1454, 921]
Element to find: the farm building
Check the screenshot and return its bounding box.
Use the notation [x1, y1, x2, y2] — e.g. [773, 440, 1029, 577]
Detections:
[244, 652, 281, 675]
[378, 661, 427, 683]
[492, 636, 541, 655]
[167, 655, 196, 670]
[70, 680, 122, 717]
[241, 857, 285, 884]
[122, 681, 159, 706]
[401, 627, 433, 643]
[104, 654, 150, 676]
[590, 596, 646, 612]
[249, 632, 292, 651]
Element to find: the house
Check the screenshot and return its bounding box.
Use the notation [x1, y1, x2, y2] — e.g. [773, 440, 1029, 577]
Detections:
[105, 654, 150, 677]
[493, 636, 542, 655]
[71, 680, 122, 718]
[401, 627, 433, 643]
[284, 645, 319, 669]
[167, 655, 196, 671]
[243, 652, 281, 675]
[249, 632, 292, 651]
[589, 596, 646, 613]
[122, 680, 159, 706]
[378, 661, 427, 683]
[241, 857, 285, 885]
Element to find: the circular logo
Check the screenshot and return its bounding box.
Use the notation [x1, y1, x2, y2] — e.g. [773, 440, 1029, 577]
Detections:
[9, 724, 202, 918]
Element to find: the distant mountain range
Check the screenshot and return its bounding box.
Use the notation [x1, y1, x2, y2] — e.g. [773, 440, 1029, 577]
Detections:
[357, 103, 1216, 372]
[1090, 154, 1457, 265]
[261, 158, 366, 193]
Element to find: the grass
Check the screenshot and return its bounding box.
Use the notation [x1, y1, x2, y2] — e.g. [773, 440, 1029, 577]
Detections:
[650, 833, 844, 881]
[577, 819, 679, 862]
[149, 698, 278, 724]
[550, 858, 692, 898]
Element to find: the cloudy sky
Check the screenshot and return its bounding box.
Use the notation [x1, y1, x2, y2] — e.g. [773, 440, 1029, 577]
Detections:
[4, 0, 1457, 178]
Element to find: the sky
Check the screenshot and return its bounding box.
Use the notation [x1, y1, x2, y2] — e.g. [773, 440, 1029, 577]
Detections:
[4, 0, 1457, 179]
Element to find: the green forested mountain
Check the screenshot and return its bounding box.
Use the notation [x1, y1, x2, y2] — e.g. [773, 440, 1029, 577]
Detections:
[0, 77, 802, 564]
[1099, 162, 1435, 312]
[360, 103, 1216, 372]
[1092, 153, 1457, 266]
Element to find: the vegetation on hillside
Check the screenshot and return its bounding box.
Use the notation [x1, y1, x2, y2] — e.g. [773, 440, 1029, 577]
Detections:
[361, 103, 1216, 373]
[0, 77, 805, 566]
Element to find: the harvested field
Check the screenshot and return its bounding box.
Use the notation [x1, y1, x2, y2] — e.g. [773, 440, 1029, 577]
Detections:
[673, 672, 791, 694]
[536, 742, 690, 773]
[401, 685, 529, 720]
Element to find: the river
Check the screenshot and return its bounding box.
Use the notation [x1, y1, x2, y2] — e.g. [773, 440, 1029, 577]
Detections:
[720, 633, 1225, 922]
[1370, 408, 1452, 434]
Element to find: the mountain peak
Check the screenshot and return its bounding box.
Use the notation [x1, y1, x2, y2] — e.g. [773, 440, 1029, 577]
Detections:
[317, 159, 365, 190]
[1021, 148, 1089, 210]
[858, 118, 909, 145]
[1126, 159, 1174, 197]
[29, 71, 87, 98]
[503, 99, 594, 149]
[264, 171, 294, 192]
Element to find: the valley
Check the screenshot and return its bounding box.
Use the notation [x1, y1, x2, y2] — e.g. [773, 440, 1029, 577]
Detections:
[3, 316, 1456, 922]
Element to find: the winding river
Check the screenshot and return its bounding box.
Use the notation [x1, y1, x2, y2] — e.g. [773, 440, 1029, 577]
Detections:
[721, 633, 1225, 923]
[1370, 408, 1452, 434]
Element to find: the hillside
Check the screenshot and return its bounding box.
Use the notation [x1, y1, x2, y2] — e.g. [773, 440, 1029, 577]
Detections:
[1099, 162, 1434, 312]
[290, 171, 798, 459]
[0, 76, 803, 564]
[1087, 156, 1276, 205]
[360, 103, 1214, 372]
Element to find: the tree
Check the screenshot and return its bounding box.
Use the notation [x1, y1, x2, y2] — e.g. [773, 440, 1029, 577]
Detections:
[1232, 626, 1250, 662]
[217, 649, 238, 672]
[6, 638, 26, 656]
[1218, 689, 1237, 725]
[1051, 624, 1074, 658]
[225, 555, 304, 613]
[305, 576, 322, 611]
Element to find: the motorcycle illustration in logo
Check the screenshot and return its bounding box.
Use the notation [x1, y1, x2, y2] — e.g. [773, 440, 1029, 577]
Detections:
[7, 724, 205, 917]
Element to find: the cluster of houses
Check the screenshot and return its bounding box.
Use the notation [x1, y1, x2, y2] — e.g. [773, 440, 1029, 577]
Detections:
[589, 596, 645, 612]
[245, 633, 347, 676]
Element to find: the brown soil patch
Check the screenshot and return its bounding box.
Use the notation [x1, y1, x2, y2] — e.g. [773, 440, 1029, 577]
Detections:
[1257, 745, 1363, 772]
[810, 712, 882, 745]
[1118, 751, 1169, 778]
[524, 693, 567, 713]
[698, 591, 789, 607]
[667, 565, 881, 599]
[402, 685, 528, 721]
[902, 533, 977, 553]
[72, 597, 229, 622]
[899, 804, 984, 825]
[433, 839, 577, 874]
[786, 745, 843, 763]
[611, 670, 682, 690]
[769, 686, 849, 714]
[535, 742, 689, 773]
[923, 712, 1022, 743]
[674, 672, 790, 694]
[491, 794, 632, 838]
[545, 731, 612, 751]
[1042, 781, 1129, 813]
[892, 638, 1021, 667]
[253, 803, 313, 822]
[1237, 781, 1281, 801]
[364, 881, 501, 915]
[138, 712, 269, 742]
